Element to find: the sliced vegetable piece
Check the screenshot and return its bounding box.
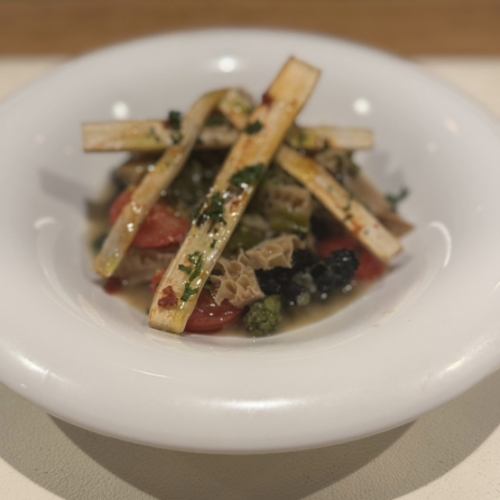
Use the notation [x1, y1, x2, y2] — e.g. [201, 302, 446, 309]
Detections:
[149, 58, 320, 333]
[314, 149, 413, 237]
[109, 190, 189, 249]
[319, 126, 374, 150]
[275, 146, 402, 264]
[83, 120, 172, 153]
[94, 89, 226, 278]
[286, 125, 374, 151]
[185, 289, 243, 333]
[340, 170, 414, 237]
[83, 120, 237, 151]
[217, 88, 254, 131]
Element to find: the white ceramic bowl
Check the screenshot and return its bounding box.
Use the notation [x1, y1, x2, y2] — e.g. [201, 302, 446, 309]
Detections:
[1, 29, 500, 453]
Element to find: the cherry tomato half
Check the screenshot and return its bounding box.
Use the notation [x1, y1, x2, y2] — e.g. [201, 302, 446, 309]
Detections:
[185, 289, 243, 333]
[110, 190, 189, 249]
[317, 235, 385, 281]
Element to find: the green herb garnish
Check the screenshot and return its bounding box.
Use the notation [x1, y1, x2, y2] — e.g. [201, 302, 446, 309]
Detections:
[386, 187, 409, 211]
[179, 251, 204, 302]
[168, 110, 182, 130]
[196, 191, 226, 226]
[181, 284, 199, 302]
[245, 120, 263, 134]
[230, 164, 265, 190]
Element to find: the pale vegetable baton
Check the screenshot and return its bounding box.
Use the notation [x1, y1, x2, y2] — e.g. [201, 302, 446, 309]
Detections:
[95, 90, 226, 278]
[216, 89, 403, 261]
[275, 146, 401, 263]
[149, 58, 320, 333]
[83, 122, 372, 152]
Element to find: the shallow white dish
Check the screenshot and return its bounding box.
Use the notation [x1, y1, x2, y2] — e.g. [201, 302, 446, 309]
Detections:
[1, 29, 500, 453]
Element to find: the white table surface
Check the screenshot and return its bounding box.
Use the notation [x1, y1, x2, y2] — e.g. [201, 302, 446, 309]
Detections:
[1, 56, 500, 500]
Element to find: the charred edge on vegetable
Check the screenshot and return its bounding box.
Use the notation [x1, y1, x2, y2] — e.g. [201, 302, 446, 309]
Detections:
[245, 120, 263, 134]
[195, 191, 227, 226]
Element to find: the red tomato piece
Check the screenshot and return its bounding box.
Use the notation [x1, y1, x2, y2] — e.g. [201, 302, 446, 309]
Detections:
[356, 251, 386, 281]
[109, 190, 190, 249]
[185, 289, 243, 333]
[317, 235, 385, 282]
[316, 235, 358, 258]
[103, 277, 123, 294]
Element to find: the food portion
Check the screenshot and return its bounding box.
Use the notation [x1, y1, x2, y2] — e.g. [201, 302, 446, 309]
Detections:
[86, 57, 412, 336]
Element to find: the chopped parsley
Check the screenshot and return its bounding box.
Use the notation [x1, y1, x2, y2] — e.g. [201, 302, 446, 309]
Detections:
[179, 251, 204, 302]
[181, 284, 199, 302]
[196, 191, 226, 226]
[168, 110, 182, 130]
[230, 164, 265, 190]
[245, 120, 263, 134]
[386, 187, 409, 211]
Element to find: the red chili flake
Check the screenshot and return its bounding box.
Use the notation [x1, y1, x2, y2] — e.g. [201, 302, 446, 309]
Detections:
[262, 91, 274, 106]
[104, 277, 123, 294]
[158, 286, 178, 309]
